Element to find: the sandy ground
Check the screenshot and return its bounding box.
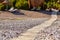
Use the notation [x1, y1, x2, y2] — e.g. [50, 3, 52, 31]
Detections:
[20, 10, 51, 18]
[0, 10, 51, 20]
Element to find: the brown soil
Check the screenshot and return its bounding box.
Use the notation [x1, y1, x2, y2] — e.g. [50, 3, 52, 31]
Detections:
[57, 15, 60, 18]
[20, 10, 51, 18]
[0, 10, 51, 19]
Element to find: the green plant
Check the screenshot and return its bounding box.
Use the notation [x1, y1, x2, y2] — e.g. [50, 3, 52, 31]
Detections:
[15, 0, 28, 9]
[44, 0, 60, 10]
[0, 3, 4, 10]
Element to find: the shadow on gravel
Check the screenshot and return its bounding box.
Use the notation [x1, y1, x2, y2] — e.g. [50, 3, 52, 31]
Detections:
[35, 10, 52, 15]
[11, 10, 25, 15]
[10, 9, 60, 15]
[29, 9, 52, 15]
[32, 10, 60, 15]
[57, 12, 60, 15]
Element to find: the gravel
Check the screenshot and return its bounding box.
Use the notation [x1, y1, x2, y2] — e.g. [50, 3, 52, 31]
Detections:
[0, 18, 47, 40]
[34, 20, 60, 40]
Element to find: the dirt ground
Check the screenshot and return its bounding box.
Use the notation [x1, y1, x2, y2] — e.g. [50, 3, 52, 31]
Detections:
[0, 10, 51, 20]
[20, 10, 51, 18]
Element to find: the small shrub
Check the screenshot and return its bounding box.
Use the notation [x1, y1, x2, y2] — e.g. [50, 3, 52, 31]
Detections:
[44, 0, 60, 10]
[15, 0, 28, 9]
[0, 3, 4, 10]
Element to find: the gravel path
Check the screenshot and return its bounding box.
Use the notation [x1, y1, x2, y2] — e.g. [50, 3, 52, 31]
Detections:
[0, 18, 48, 40]
[11, 11, 57, 40]
[34, 20, 60, 40]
